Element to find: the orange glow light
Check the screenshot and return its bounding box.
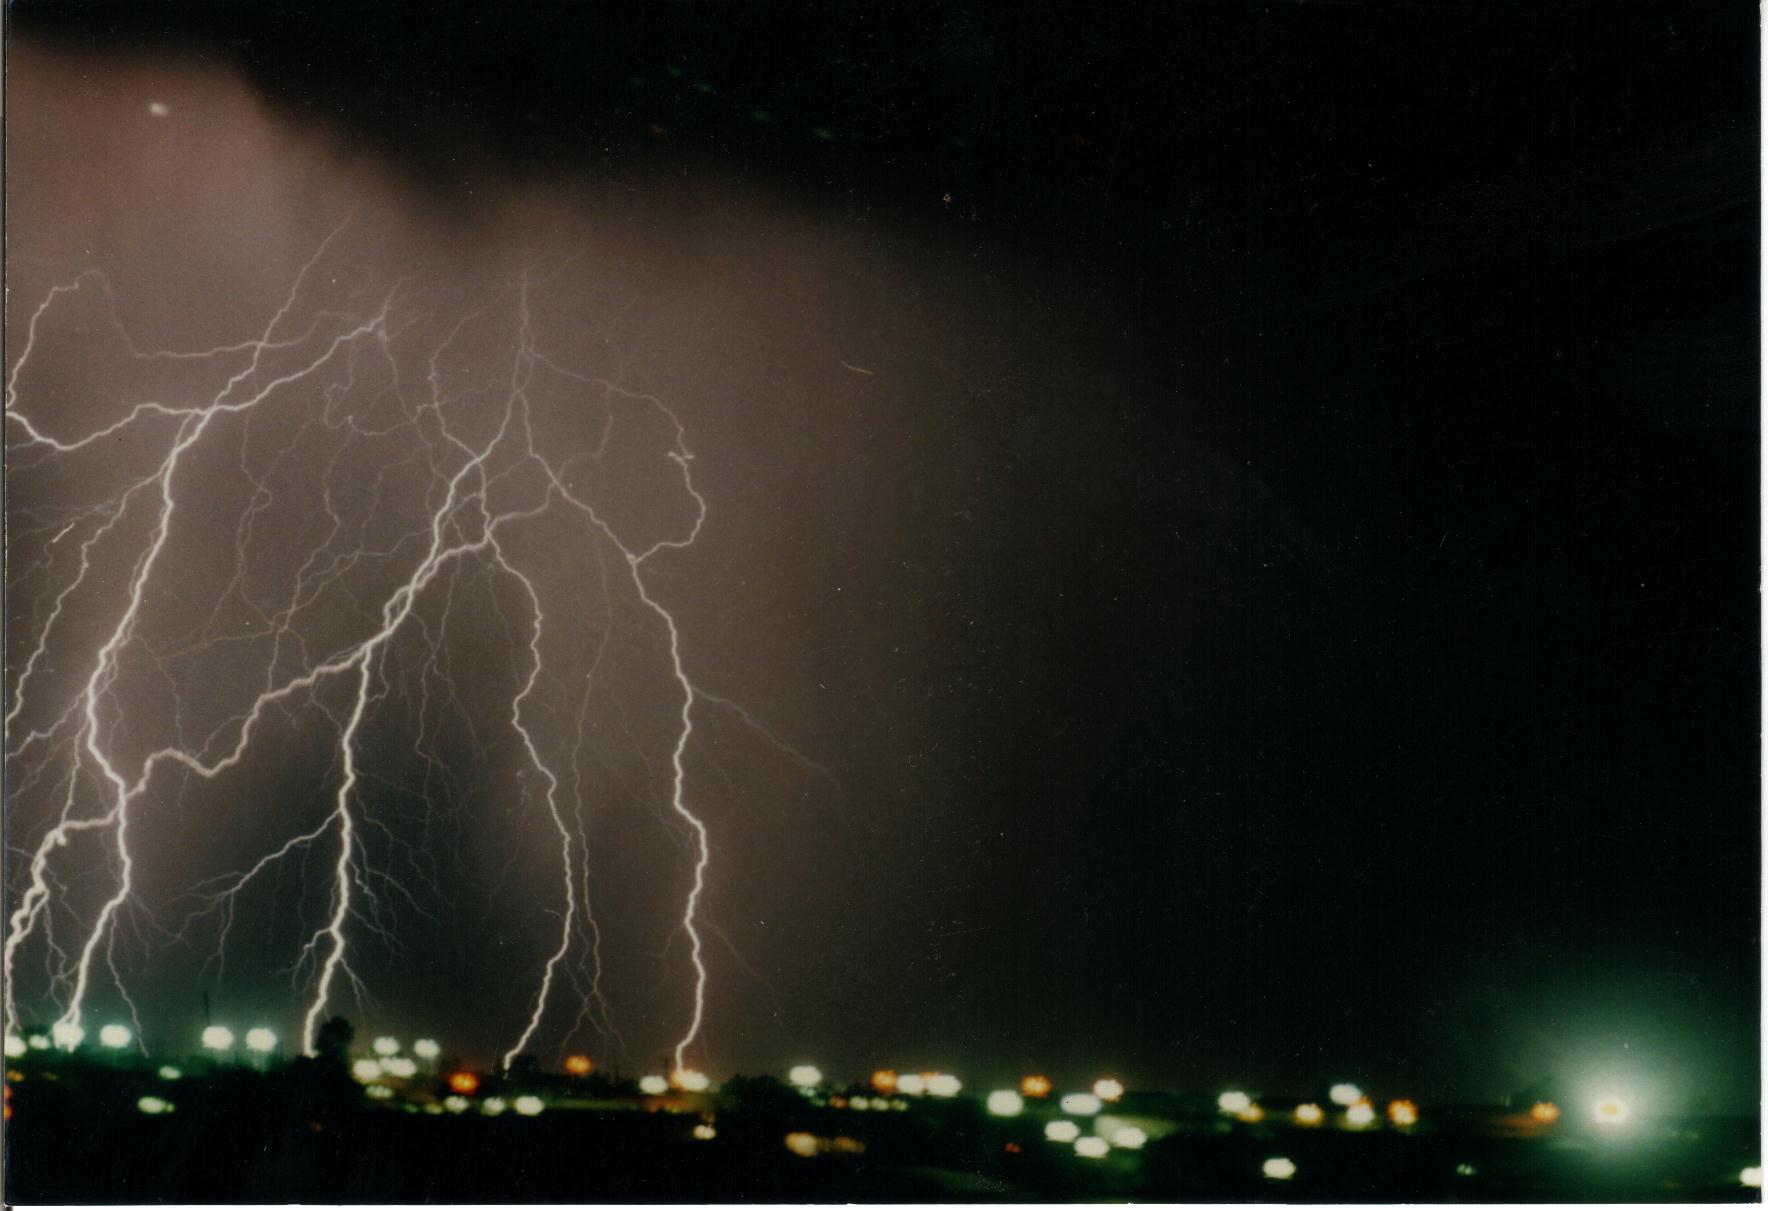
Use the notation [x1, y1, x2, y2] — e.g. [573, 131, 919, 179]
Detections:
[1020, 1073, 1053, 1098]
[564, 1055, 593, 1077]
[1530, 1100, 1561, 1124]
[447, 1071, 480, 1095]
[1388, 1099, 1418, 1127]
[871, 1069, 898, 1093]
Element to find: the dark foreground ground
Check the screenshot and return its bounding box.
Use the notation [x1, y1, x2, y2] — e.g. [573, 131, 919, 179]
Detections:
[5, 1057, 1760, 1203]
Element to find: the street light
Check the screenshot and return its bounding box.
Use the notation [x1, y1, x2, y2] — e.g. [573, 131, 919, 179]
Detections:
[245, 1028, 277, 1054]
[1045, 1120, 1080, 1143]
[413, 1039, 440, 1060]
[1061, 1092, 1103, 1116]
[1217, 1090, 1252, 1114]
[372, 1036, 400, 1057]
[98, 1024, 132, 1049]
[1329, 1083, 1363, 1106]
[986, 1090, 1024, 1117]
[51, 1022, 84, 1050]
[1093, 1077, 1125, 1102]
[3, 1035, 24, 1059]
[927, 1073, 962, 1098]
[639, 1075, 669, 1095]
[1074, 1136, 1110, 1159]
[787, 1064, 823, 1088]
[200, 1025, 234, 1052]
[1294, 1103, 1325, 1126]
[1263, 1157, 1297, 1181]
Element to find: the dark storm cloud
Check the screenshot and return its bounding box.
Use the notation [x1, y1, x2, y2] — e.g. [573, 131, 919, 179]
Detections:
[6, 1, 1756, 1110]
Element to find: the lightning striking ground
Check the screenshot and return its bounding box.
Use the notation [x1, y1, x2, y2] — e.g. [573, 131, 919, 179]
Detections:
[4, 228, 787, 1071]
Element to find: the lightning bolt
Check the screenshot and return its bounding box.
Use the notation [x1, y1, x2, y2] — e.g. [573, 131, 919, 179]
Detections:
[5, 224, 800, 1070]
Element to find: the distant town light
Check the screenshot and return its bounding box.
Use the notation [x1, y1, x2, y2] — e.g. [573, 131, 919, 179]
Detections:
[26, 1035, 49, 1051]
[896, 1073, 926, 1095]
[1061, 1092, 1103, 1116]
[1456, 1162, 1478, 1177]
[1388, 1099, 1419, 1127]
[3, 1036, 25, 1059]
[383, 1057, 418, 1079]
[986, 1090, 1025, 1117]
[565, 1054, 593, 1076]
[136, 1096, 172, 1116]
[1093, 1077, 1125, 1102]
[787, 1064, 823, 1088]
[1236, 1102, 1266, 1124]
[693, 1123, 717, 1141]
[351, 1059, 383, 1082]
[371, 1036, 400, 1057]
[1530, 1100, 1561, 1124]
[1592, 1097, 1631, 1126]
[1741, 1166, 1763, 1189]
[98, 1024, 133, 1049]
[1346, 1102, 1376, 1128]
[675, 1069, 711, 1092]
[365, 1084, 394, 1100]
[1044, 1120, 1081, 1143]
[444, 1096, 471, 1113]
[481, 1097, 508, 1116]
[784, 1132, 819, 1158]
[1074, 1135, 1110, 1159]
[870, 1069, 898, 1093]
[1263, 1156, 1297, 1180]
[447, 1071, 480, 1095]
[927, 1073, 962, 1098]
[157, 1066, 182, 1081]
[413, 1039, 440, 1060]
[201, 1025, 234, 1051]
[1329, 1083, 1363, 1107]
[1111, 1126, 1148, 1150]
[1020, 1073, 1053, 1098]
[1217, 1090, 1252, 1114]
[514, 1095, 544, 1116]
[51, 1022, 84, 1050]
[244, 1028, 277, 1054]
[639, 1075, 669, 1095]
[1294, 1102, 1325, 1126]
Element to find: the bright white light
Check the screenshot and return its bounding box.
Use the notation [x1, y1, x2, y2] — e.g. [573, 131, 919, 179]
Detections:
[1217, 1090, 1252, 1114]
[158, 1066, 182, 1081]
[693, 1123, 717, 1140]
[26, 1034, 49, 1051]
[1591, 1096, 1631, 1126]
[514, 1095, 544, 1116]
[1741, 1166, 1763, 1189]
[201, 1025, 234, 1051]
[787, 1064, 823, 1087]
[1294, 1102, 1325, 1126]
[1074, 1135, 1110, 1159]
[1044, 1119, 1081, 1143]
[927, 1073, 962, 1098]
[99, 1024, 133, 1049]
[676, 1069, 711, 1092]
[136, 1096, 172, 1115]
[413, 1039, 440, 1060]
[1456, 1163, 1477, 1177]
[639, 1075, 669, 1095]
[851, 1096, 871, 1110]
[1093, 1077, 1125, 1102]
[1346, 1102, 1376, 1127]
[351, 1059, 383, 1082]
[146, 101, 170, 117]
[244, 1028, 277, 1054]
[1111, 1126, 1148, 1150]
[481, 1097, 508, 1116]
[1329, 1083, 1363, 1106]
[365, 1084, 394, 1100]
[372, 1036, 400, 1057]
[1263, 1156, 1297, 1180]
[383, 1057, 418, 1079]
[51, 1022, 85, 1050]
[896, 1073, 926, 1095]
[785, 1132, 820, 1158]
[444, 1096, 470, 1113]
[4, 1035, 26, 1058]
[1060, 1092, 1103, 1116]
[986, 1090, 1025, 1117]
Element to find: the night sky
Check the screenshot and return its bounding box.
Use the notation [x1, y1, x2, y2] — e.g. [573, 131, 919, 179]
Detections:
[5, 1, 1758, 1113]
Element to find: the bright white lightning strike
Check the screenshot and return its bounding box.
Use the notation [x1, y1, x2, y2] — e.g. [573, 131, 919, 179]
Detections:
[4, 226, 812, 1075]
